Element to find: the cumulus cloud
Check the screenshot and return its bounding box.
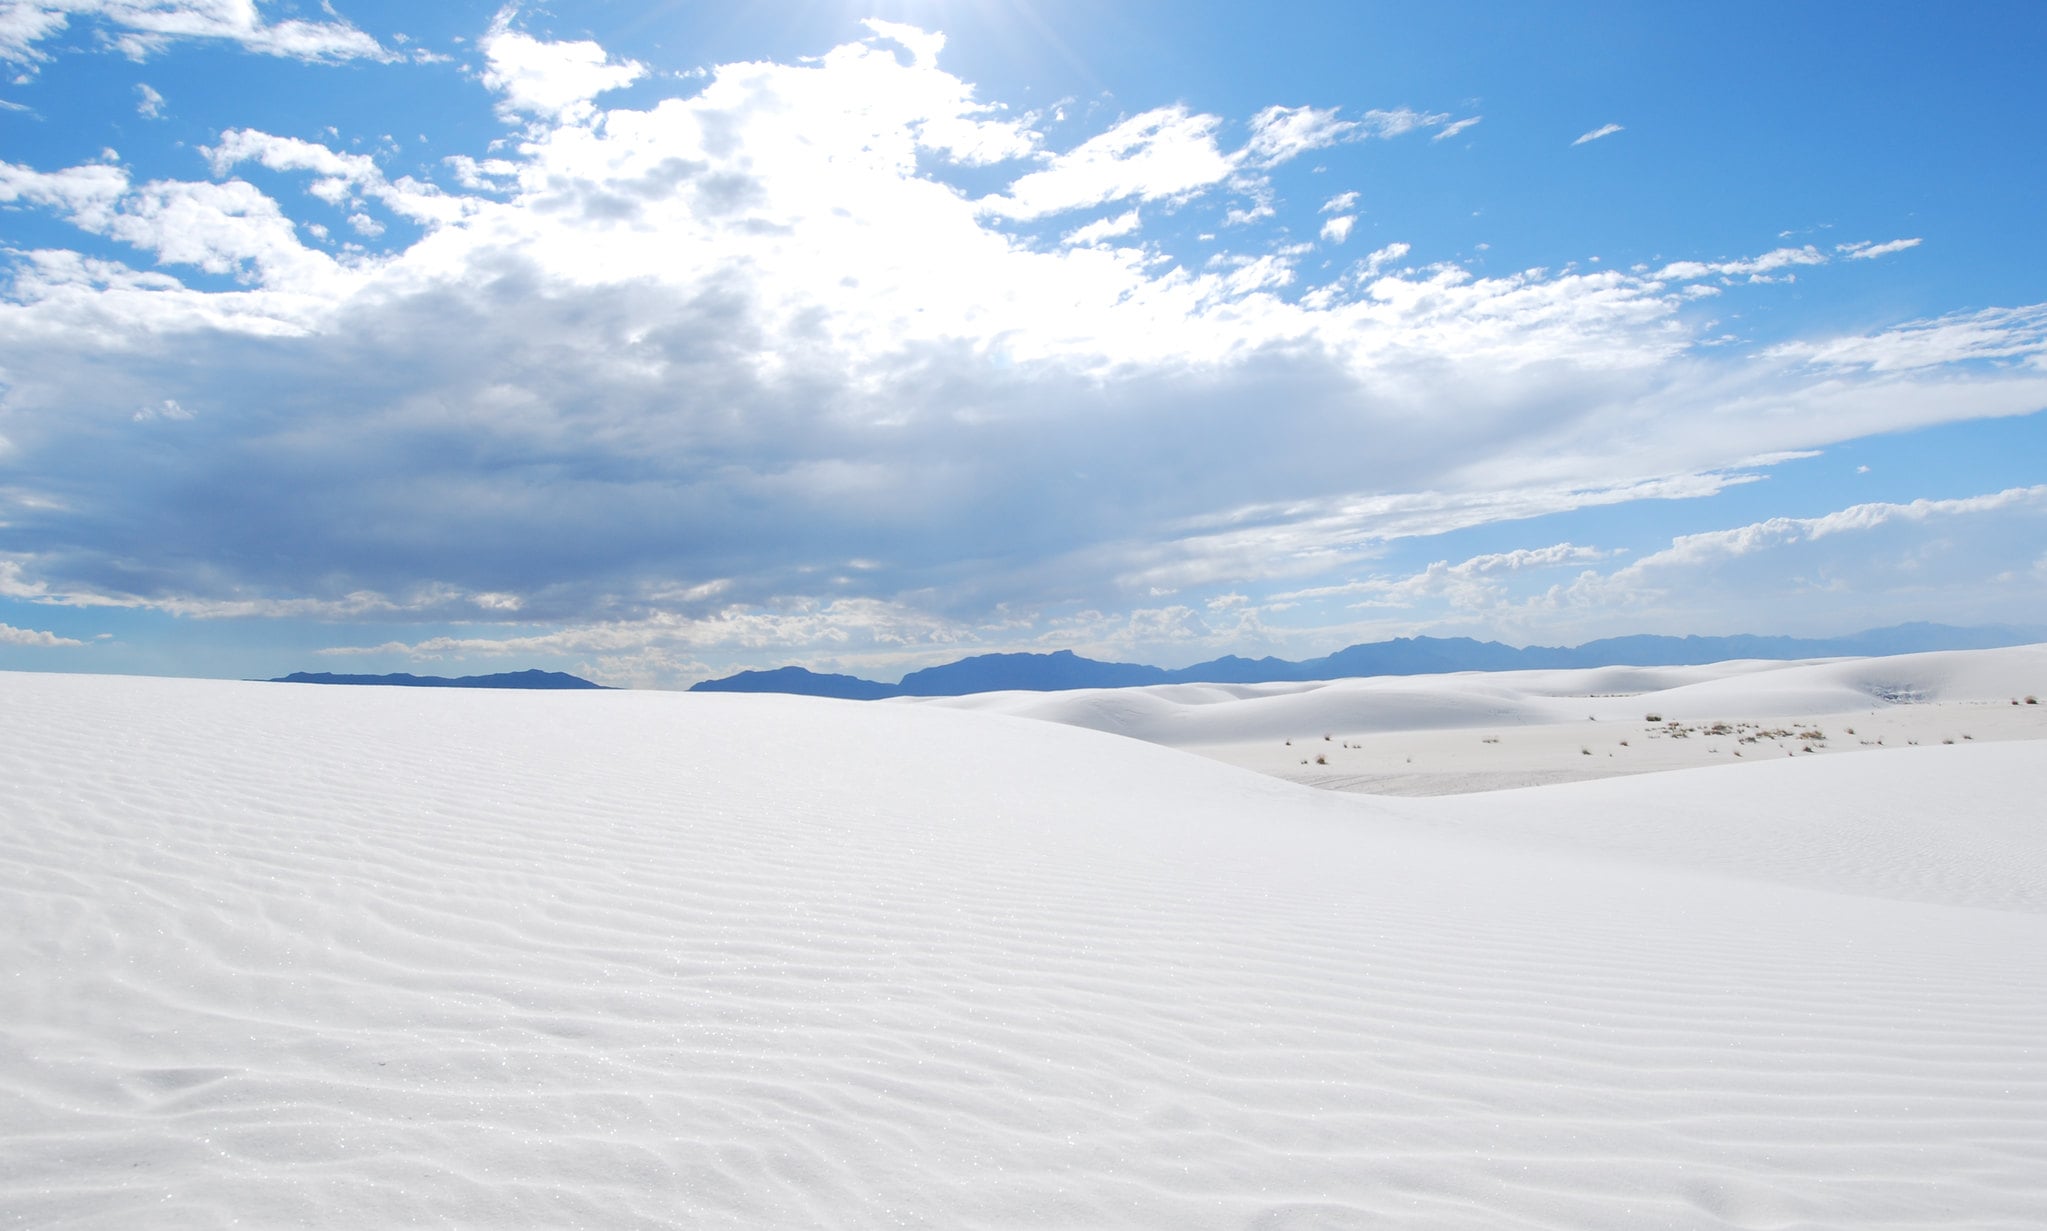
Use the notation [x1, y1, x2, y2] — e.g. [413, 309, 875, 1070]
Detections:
[1319, 214, 1355, 243]
[479, 15, 645, 123]
[0, 621, 83, 647]
[1572, 123, 1624, 146]
[0, 15, 2042, 682]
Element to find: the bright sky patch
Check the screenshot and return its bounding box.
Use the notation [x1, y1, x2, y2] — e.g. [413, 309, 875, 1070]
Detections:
[1, 1, 2043, 686]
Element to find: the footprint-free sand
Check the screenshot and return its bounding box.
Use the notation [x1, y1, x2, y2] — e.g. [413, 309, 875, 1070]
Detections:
[6, 647, 2045, 1227]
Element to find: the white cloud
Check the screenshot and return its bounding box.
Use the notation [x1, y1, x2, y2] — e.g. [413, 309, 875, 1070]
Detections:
[206, 128, 470, 226]
[1434, 116, 1481, 141]
[980, 104, 1231, 219]
[1320, 191, 1359, 214]
[133, 81, 162, 117]
[1544, 487, 2047, 633]
[1319, 214, 1355, 244]
[1839, 237, 1922, 260]
[0, 621, 83, 647]
[861, 17, 945, 69]
[1362, 241, 1409, 273]
[1655, 245, 1827, 282]
[1062, 208, 1141, 247]
[0, 0, 387, 66]
[132, 397, 192, 421]
[1240, 104, 1357, 166]
[1766, 304, 2047, 372]
[480, 18, 646, 123]
[444, 154, 520, 191]
[0, 18, 2042, 682]
[0, 4, 70, 63]
[1357, 107, 1450, 138]
[1572, 123, 1624, 146]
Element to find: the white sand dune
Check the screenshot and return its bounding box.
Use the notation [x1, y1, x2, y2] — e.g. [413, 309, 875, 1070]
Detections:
[928, 646, 2047, 795]
[5, 657, 2046, 1227]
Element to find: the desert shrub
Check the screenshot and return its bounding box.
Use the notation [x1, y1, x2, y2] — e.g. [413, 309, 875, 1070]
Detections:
[1315, 754, 1327, 765]
[1645, 713, 1662, 722]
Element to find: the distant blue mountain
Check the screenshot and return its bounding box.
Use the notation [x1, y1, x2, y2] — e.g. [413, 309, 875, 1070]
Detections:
[688, 622, 2043, 699]
[270, 669, 607, 690]
[899, 649, 1172, 696]
[689, 665, 898, 701]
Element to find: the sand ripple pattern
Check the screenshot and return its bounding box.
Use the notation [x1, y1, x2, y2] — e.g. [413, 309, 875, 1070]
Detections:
[4, 672, 2045, 1228]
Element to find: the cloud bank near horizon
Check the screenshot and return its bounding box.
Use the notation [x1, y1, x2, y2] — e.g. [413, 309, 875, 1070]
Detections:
[1, 9, 2044, 684]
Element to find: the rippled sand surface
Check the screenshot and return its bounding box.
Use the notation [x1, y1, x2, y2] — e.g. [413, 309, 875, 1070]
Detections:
[6, 663, 2045, 1227]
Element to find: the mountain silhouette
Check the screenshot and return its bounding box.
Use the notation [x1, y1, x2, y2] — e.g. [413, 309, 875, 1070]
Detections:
[690, 622, 2043, 699]
[269, 669, 607, 690]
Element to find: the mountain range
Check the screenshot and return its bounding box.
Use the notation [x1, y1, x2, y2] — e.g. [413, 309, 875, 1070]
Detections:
[690, 622, 2045, 699]
[269, 669, 607, 690]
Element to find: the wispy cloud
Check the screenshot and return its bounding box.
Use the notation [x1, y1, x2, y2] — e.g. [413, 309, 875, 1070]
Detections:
[1434, 116, 1482, 141]
[133, 81, 163, 118]
[1062, 208, 1142, 247]
[1572, 122, 1624, 146]
[1655, 244, 1827, 282]
[979, 104, 1221, 219]
[0, 0, 389, 66]
[1838, 237, 1922, 260]
[1549, 486, 2047, 635]
[1766, 304, 2047, 371]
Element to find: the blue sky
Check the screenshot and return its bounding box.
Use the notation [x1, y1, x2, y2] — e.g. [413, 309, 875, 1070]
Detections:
[2, 1, 2044, 686]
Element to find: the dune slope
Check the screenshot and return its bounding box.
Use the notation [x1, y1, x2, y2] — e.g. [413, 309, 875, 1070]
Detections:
[4, 669, 2045, 1228]
[929, 645, 2047, 795]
